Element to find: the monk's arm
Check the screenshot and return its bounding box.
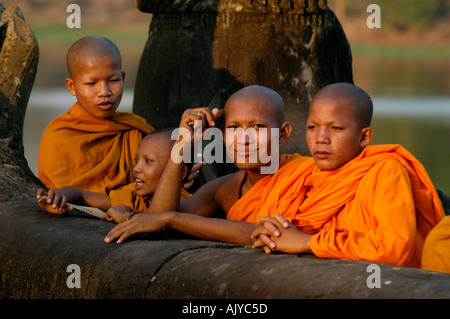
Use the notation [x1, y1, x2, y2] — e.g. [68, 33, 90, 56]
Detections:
[310, 160, 418, 266]
[37, 186, 111, 214]
[104, 210, 254, 245]
[150, 107, 218, 213]
[149, 149, 185, 213]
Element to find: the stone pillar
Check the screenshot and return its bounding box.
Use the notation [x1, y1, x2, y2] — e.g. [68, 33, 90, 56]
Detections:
[0, 4, 41, 200]
[133, 0, 353, 158]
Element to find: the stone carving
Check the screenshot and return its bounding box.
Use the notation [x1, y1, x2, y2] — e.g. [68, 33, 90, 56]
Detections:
[133, 0, 353, 158]
[0, 4, 41, 201]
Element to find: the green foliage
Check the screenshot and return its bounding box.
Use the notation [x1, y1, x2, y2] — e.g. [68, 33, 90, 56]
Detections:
[382, 0, 442, 30]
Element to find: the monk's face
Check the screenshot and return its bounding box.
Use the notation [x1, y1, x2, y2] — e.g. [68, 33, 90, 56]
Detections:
[133, 134, 172, 197]
[65, 55, 124, 118]
[224, 96, 287, 172]
[306, 96, 371, 171]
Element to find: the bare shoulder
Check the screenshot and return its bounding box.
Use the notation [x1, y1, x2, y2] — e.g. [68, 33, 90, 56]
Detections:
[179, 171, 240, 216]
[214, 171, 245, 214]
[196, 172, 240, 199]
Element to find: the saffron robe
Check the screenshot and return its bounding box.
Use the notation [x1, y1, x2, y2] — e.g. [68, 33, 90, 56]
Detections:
[38, 102, 154, 194]
[421, 216, 450, 274]
[227, 145, 444, 267]
[109, 182, 192, 212]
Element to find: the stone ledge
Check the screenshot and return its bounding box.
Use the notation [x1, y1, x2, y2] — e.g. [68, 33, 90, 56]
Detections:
[0, 200, 448, 299]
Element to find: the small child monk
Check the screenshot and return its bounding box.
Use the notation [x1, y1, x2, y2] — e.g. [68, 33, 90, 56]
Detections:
[38, 35, 154, 194]
[249, 82, 445, 268]
[37, 129, 191, 223]
[104, 85, 307, 244]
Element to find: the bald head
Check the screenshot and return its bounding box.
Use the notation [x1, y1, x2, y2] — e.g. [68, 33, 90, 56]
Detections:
[144, 127, 176, 149]
[313, 83, 373, 128]
[225, 85, 285, 125]
[67, 36, 122, 78]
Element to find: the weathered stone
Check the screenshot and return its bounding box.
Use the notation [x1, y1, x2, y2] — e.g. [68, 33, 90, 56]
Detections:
[0, 4, 41, 201]
[1, 202, 449, 299]
[133, 0, 353, 159]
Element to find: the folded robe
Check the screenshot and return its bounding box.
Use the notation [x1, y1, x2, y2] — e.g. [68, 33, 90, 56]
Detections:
[38, 102, 154, 194]
[227, 145, 445, 267]
[421, 216, 450, 274]
[109, 182, 192, 212]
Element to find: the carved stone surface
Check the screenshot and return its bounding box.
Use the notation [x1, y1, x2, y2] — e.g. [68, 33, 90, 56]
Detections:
[1, 203, 449, 299]
[133, 0, 353, 158]
[0, 4, 41, 201]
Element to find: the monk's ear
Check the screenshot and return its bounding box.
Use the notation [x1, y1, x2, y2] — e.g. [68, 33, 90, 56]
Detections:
[65, 78, 76, 96]
[279, 122, 292, 144]
[121, 71, 126, 82]
[360, 127, 373, 148]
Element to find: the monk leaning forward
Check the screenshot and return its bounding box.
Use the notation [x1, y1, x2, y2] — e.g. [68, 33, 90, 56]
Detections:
[104, 85, 308, 245]
[105, 84, 445, 270]
[37, 129, 191, 223]
[250, 83, 445, 269]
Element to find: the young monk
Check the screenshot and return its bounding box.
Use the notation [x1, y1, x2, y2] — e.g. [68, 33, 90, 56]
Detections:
[104, 85, 308, 244]
[37, 129, 191, 223]
[249, 83, 445, 268]
[38, 35, 154, 194]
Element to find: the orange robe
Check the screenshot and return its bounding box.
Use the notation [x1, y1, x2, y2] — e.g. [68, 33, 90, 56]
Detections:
[38, 102, 154, 194]
[227, 145, 445, 267]
[421, 216, 450, 273]
[109, 182, 192, 212]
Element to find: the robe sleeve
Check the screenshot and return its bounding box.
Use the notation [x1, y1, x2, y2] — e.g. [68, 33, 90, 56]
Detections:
[310, 159, 422, 267]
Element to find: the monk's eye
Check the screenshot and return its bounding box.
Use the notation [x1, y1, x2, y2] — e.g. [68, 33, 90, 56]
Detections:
[252, 124, 265, 129]
[145, 157, 157, 164]
[307, 125, 316, 130]
[331, 126, 343, 131]
[226, 125, 238, 129]
[109, 78, 121, 83]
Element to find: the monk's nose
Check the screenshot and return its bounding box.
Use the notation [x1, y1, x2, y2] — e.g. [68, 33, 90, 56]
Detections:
[98, 82, 112, 96]
[133, 162, 142, 174]
[316, 129, 330, 144]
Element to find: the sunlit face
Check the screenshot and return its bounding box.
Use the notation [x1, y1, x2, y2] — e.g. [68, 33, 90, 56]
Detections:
[65, 55, 124, 118]
[133, 135, 172, 197]
[306, 97, 371, 171]
[223, 96, 284, 172]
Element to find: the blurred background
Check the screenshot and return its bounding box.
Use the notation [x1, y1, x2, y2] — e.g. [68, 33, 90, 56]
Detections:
[1, 0, 448, 192]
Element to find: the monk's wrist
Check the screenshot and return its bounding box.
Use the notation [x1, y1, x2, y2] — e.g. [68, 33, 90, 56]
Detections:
[164, 211, 178, 229]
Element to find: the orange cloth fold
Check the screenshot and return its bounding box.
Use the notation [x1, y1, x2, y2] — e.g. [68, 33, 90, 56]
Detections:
[228, 145, 445, 267]
[421, 216, 450, 273]
[227, 153, 311, 223]
[38, 102, 154, 194]
[109, 182, 192, 212]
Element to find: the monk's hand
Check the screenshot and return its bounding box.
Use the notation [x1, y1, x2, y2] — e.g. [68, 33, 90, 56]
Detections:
[37, 188, 73, 215]
[105, 204, 133, 223]
[104, 211, 170, 244]
[182, 161, 205, 189]
[251, 215, 312, 254]
[179, 107, 219, 130]
[177, 107, 219, 146]
[250, 216, 283, 254]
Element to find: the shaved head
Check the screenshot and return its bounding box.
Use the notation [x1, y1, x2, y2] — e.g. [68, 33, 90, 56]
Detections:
[313, 83, 373, 128]
[225, 85, 285, 125]
[144, 127, 175, 148]
[66, 35, 122, 78]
